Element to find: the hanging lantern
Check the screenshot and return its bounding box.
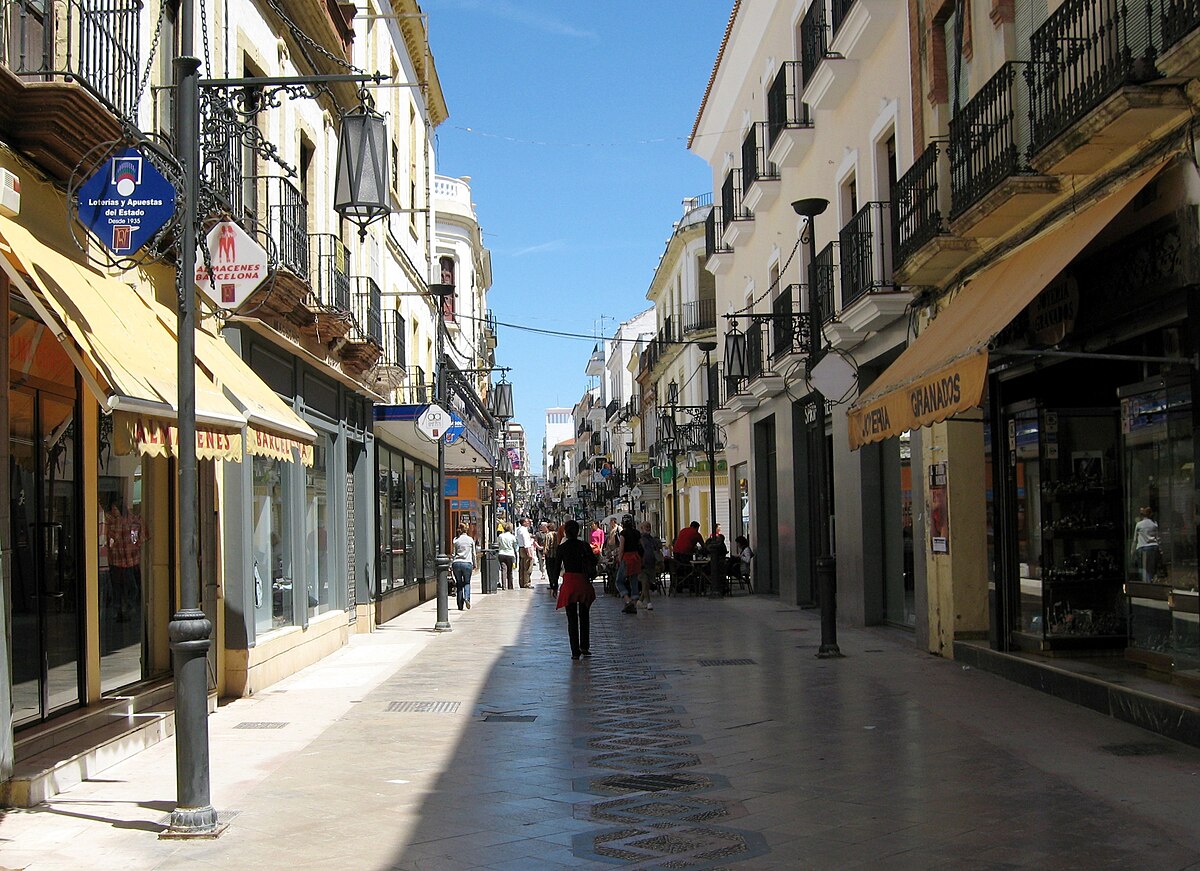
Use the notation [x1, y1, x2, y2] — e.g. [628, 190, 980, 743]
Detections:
[491, 380, 514, 421]
[334, 96, 391, 238]
[724, 319, 747, 381]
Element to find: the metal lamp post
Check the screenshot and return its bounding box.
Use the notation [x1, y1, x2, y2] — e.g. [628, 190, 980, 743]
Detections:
[428, 283, 455, 631]
[697, 340, 718, 539]
[491, 378, 514, 534]
[792, 197, 841, 658]
[658, 391, 678, 535]
[167, 2, 389, 837]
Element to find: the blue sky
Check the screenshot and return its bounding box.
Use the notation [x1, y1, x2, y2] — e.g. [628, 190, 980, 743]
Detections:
[424, 1, 730, 472]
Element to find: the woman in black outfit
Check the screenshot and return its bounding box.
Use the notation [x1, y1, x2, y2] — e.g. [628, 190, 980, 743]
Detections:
[555, 520, 597, 660]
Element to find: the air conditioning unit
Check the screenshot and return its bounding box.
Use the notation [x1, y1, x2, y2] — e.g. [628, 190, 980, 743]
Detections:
[0, 169, 20, 217]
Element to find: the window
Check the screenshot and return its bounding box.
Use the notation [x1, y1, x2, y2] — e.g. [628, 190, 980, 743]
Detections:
[305, 434, 333, 618]
[252, 456, 292, 631]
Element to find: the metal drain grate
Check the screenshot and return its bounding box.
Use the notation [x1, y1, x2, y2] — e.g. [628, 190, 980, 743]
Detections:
[234, 722, 288, 730]
[594, 772, 710, 794]
[697, 658, 757, 667]
[483, 715, 536, 723]
[386, 701, 461, 713]
[1102, 742, 1174, 757]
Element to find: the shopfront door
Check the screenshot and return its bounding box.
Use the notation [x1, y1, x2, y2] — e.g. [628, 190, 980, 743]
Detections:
[9, 387, 82, 726]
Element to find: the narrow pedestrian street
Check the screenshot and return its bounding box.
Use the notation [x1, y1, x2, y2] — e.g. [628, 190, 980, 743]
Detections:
[1, 572, 1198, 871]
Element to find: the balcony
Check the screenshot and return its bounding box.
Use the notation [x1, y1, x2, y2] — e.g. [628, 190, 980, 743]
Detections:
[892, 142, 979, 285]
[768, 287, 813, 377]
[814, 241, 856, 349]
[800, 0, 852, 111]
[837, 201, 908, 334]
[1027, 0, 1189, 176]
[741, 122, 780, 213]
[606, 399, 620, 422]
[300, 232, 353, 344]
[681, 299, 716, 335]
[720, 169, 753, 247]
[744, 319, 786, 401]
[242, 176, 311, 320]
[704, 206, 733, 274]
[0, 0, 138, 180]
[343, 276, 384, 375]
[766, 61, 815, 169]
[946, 62, 1060, 240]
[380, 309, 406, 368]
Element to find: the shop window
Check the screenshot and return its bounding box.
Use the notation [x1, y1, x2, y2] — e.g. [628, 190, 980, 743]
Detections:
[252, 455, 293, 632]
[305, 434, 333, 618]
[391, 453, 407, 586]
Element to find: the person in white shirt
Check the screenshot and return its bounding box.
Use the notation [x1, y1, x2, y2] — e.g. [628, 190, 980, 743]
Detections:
[1131, 506, 1160, 582]
[497, 524, 518, 589]
[450, 523, 476, 610]
[515, 518, 535, 588]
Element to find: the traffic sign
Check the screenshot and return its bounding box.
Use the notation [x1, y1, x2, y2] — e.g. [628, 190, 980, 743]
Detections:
[76, 147, 177, 255]
[195, 221, 269, 310]
[416, 403, 453, 441]
[442, 411, 466, 445]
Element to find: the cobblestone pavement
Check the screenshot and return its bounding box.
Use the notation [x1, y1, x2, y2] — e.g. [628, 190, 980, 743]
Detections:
[2, 573, 1200, 870]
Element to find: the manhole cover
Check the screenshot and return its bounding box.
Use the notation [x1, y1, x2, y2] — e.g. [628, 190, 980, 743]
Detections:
[1101, 742, 1174, 757]
[386, 701, 461, 713]
[483, 715, 536, 723]
[234, 722, 288, 730]
[698, 658, 757, 667]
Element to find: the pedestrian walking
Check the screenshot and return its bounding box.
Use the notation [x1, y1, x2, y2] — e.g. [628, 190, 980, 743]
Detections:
[616, 515, 642, 614]
[516, 517, 535, 588]
[545, 521, 562, 595]
[638, 521, 661, 610]
[450, 523, 475, 610]
[535, 522, 550, 576]
[588, 520, 604, 558]
[497, 523, 518, 589]
[555, 520, 597, 660]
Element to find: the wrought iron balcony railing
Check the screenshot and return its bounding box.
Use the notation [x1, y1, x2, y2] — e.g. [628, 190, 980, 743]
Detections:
[769, 288, 813, 361]
[892, 141, 946, 272]
[352, 276, 383, 346]
[1163, 0, 1200, 50]
[800, 0, 832, 89]
[814, 241, 839, 324]
[831, 0, 858, 38]
[721, 169, 751, 223]
[606, 399, 619, 421]
[949, 62, 1034, 219]
[705, 206, 732, 260]
[838, 201, 895, 308]
[381, 309, 406, 367]
[1027, 0, 1159, 156]
[741, 122, 779, 189]
[766, 61, 813, 152]
[0, 0, 141, 119]
[252, 176, 308, 278]
[399, 368, 431, 405]
[681, 299, 716, 334]
[309, 233, 351, 312]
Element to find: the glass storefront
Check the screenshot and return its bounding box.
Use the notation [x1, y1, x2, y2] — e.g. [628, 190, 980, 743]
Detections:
[305, 435, 333, 618]
[882, 431, 916, 627]
[9, 309, 82, 725]
[252, 455, 292, 632]
[377, 443, 436, 594]
[98, 418, 160, 694]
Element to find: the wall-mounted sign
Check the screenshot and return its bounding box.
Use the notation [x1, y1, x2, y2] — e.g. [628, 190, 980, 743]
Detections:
[76, 148, 177, 255]
[928, 462, 949, 554]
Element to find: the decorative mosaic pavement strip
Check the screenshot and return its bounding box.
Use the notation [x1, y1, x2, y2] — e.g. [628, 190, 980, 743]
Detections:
[570, 608, 770, 869]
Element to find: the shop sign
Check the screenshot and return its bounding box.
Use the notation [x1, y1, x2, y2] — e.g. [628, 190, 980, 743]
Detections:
[1028, 276, 1078, 346]
[416, 403, 453, 440]
[928, 462, 949, 554]
[77, 148, 177, 255]
[195, 221, 269, 310]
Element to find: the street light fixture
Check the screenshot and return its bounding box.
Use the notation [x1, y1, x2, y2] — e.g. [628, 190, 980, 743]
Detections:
[334, 95, 390, 238]
[427, 283, 455, 632]
[791, 196, 841, 659]
[166, 4, 390, 837]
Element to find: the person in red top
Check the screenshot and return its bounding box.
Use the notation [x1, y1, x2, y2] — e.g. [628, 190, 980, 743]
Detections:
[107, 496, 143, 621]
[673, 521, 703, 560]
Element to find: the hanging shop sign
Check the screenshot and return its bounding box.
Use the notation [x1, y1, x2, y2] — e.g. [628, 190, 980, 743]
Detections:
[76, 148, 177, 255]
[195, 221, 269, 310]
[416, 403, 453, 441]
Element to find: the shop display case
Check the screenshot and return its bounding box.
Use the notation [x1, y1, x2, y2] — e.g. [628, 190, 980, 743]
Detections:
[1120, 377, 1199, 672]
[1009, 403, 1127, 650]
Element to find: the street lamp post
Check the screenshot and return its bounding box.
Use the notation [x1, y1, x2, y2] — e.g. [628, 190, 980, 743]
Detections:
[698, 340, 719, 541]
[428, 284, 455, 632]
[792, 197, 841, 658]
[166, 2, 389, 836]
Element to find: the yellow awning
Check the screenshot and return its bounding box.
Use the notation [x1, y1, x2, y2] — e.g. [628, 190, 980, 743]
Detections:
[847, 164, 1163, 450]
[0, 214, 244, 462]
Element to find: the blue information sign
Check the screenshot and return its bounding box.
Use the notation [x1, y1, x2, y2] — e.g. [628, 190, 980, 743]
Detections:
[76, 148, 177, 255]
